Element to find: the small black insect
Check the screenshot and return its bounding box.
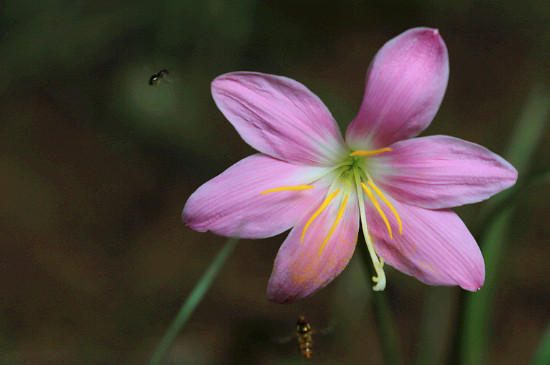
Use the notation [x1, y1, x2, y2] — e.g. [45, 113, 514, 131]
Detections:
[149, 69, 169, 86]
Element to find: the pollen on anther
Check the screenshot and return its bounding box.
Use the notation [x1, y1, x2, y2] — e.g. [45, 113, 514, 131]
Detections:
[367, 181, 403, 235]
[261, 185, 313, 195]
[361, 183, 393, 239]
[318, 194, 348, 257]
[301, 189, 340, 244]
[350, 147, 392, 157]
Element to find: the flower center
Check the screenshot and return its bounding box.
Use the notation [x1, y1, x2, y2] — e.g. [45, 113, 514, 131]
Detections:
[260, 148, 402, 291]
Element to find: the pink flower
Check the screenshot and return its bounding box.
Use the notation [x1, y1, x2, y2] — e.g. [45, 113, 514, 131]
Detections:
[182, 28, 517, 303]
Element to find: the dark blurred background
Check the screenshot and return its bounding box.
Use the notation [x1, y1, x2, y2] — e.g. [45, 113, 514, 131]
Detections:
[1, 0, 549, 364]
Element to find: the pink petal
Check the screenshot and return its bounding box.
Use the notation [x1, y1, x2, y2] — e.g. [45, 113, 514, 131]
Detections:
[183, 154, 331, 238]
[268, 190, 359, 303]
[346, 28, 449, 149]
[212, 72, 347, 166]
[363, 195, 484, 291]
[370, 135, 518, 209]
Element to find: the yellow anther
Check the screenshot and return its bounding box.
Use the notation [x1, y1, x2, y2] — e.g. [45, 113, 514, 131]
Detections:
[361, 183, 393, 239]
[367, 181, 402, 235]
[301, 189, 340, 243]
[350, 147, 392, 157]
[261, 185, 313, 195]
[318, 194, 348, 257]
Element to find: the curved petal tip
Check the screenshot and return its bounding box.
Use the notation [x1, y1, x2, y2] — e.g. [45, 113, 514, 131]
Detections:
[346, 27, 449, 149]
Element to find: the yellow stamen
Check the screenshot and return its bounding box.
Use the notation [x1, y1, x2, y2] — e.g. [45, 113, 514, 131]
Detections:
[318, 194, 349, 257]
[261, 185, 313, 195]
[361, 183, 393, 239]
[301, 189, 340, 243]
[367, 181, 403, 235]
[350, 147, 392, 157]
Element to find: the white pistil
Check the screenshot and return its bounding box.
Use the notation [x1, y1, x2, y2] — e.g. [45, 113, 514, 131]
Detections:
[354, 172, 386, 291]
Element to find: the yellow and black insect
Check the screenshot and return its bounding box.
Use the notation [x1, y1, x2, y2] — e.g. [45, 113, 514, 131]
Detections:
[296, 315, 313, 360]
[149, 69, 169, 86]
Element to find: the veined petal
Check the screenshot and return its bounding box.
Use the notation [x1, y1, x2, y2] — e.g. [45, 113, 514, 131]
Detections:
[346, 28, 449, 149]
[268, 190, 359, 303]
[363, 195, 484, 291]
[370, 135, 518, 209]
[212, 72, 347, 166]
[183, 154, 331, 238]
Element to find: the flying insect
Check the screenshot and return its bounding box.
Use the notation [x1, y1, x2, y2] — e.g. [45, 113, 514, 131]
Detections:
[149, 69, 169, 86]
[296, 315, 313, 360]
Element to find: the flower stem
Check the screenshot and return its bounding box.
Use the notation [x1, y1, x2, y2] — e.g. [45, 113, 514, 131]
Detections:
[148, 236, 239, 365]
[357, 239, 404, 365]
[414, 287, 458, 365]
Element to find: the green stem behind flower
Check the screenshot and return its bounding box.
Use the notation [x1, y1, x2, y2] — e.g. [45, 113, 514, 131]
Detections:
[460, 210, 512, 365]
[357, 238, 404, 365]
[148, 236, 239, 365]
[414, 287, 458, 365]
[530, 324, 550, 365]
[458, 83, 550, 365]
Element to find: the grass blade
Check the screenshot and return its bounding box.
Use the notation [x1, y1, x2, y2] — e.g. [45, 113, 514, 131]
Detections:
[148, 235, 239, 365]
[530, 324, 550, 365]
[459, 83, 550, 365]
[460, 209, 512, 365]
[503, 83, 550, 170]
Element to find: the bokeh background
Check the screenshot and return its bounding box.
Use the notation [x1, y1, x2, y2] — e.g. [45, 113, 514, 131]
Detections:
[1, 1, 549, 364]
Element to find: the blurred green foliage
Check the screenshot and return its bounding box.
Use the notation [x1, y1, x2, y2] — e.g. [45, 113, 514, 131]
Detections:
[1, 0, 549, 364]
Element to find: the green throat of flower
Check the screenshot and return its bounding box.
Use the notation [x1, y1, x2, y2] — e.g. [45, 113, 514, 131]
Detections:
[261, 147, 402, 291]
